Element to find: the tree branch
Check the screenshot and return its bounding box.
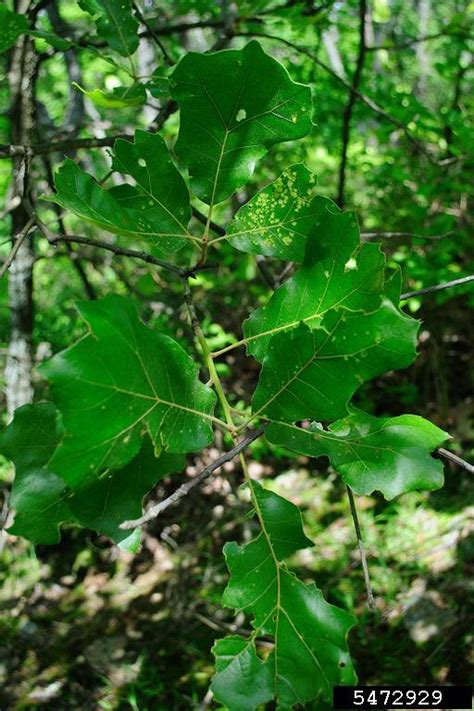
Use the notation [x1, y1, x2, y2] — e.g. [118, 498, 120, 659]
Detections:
[120, 425, 268, 529]
[0, 218, 36, 280]
[401, 274, 474, 300]
[437, 448, 474, 474]
[337, 0, 367, 207]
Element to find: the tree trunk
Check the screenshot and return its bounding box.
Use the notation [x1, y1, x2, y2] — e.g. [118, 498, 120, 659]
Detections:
[5, 17, 36, 421]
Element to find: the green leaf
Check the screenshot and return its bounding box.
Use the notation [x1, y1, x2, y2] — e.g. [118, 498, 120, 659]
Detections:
[211, 482, 356, 709]
[243, 207, 386, 362]
[252, 301, 418, 423]
[227, 165, 326, 261]
[78, 0, 139, 57]
[170, 41, 312, 205]
[40, 295, 216, 487]
[28, 30, 74, 51]
[0, 6, 28, 53]
[73, 81, 146, 108]
[266, 410, 449, 500]
[0, 403, 184, 545]
[47, 131, 194, 258]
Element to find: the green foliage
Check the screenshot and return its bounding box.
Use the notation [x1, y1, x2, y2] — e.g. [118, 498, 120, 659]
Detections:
[0, 403, 184, 548]
[2, 22, 470, 708]
[48, 131, 193, 258]
[78, 0, 139, 57]
[40, 294, 216, 485]
[170, 41, 313, 204]
[243, 205, 386, 361]
[227, 165, 324, 261]
[212, 482, 356, 710]
[73, 81, 147, 107]
[267, 411, 449, 500]
[0, 6, 28, 54]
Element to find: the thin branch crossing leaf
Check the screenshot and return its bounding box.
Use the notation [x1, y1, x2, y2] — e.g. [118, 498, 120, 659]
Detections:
[170, 41, 313, 205]
[266, 410, 449, 499]
[40, 295, 216, 486]
[211, 482, 356, 710]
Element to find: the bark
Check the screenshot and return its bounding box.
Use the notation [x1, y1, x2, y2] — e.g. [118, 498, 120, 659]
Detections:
[5, 5, 36, 421]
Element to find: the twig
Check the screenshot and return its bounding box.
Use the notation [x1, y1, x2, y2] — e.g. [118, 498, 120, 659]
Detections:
[361, 230, 452, 241]
[120, 425, 267, 529]
[337, 0, 367, 207]
[346, 485, 376, 610]
[132, 1, 174, 66]
[192, 207, 226, 237]
[438, 448, 474, 474]
[401, 274, 474, 300]
[0, 134, 131, 159]
[367, 31, 472, 51]
[0, 217, 36, 279]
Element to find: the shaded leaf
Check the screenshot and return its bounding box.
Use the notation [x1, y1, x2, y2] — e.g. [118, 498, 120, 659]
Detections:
[28, 30, 74, 50]
[40, 295, 216, 486]
[211, 482, 356, 709]
[48, 131, 193, 258]
[0, 6, 28, 53]
[1, 403, 184, 546]
[78, 0, 139, 57]
[170, 41, 312, 204]
[266, 410, 449, 500]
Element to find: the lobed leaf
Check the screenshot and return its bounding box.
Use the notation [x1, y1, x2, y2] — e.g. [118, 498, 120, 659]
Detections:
[170, 41, 312, 205]
[243, 204, 386, 362]
[48, 131, 193, 258]
[78, 0, 139, 57]
[251, 299, 418, 422]
[0, 403, 184, 547]
[266, 410, 449, 500]
[40, 295, 216, 486]
[211, 482, 356, 709]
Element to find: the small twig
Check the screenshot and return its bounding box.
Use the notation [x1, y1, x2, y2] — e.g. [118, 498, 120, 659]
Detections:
[132, 1, 174, 66]
[337, 0, 367, 207]
[438, 448, 474, 474]
[120, 425, 267, 529]
[346, 485, 376, 610]
[192, 207, 226, 237]
[401, 274, 474, 300]
[0, 217, 36, 279]
[361, 230, 452, 241]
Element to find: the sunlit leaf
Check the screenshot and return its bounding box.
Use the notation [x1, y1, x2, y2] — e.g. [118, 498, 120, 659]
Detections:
[211, 482, 356, 709]
[1, 403, 184, 546]
[267, 410, 449, 500]
[170, 41, 312, 204]
[40, 295, 216, 486]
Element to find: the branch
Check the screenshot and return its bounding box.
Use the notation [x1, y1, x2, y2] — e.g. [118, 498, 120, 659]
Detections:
[367, 31, 472, 51]
[438, 448, 474, 474]
[0, 218, 36, 279]
[361, 230, 453, 241]
[346, 485, 376, 610]
[0, 134, 131, 159]
[120, 425, 268, 529]
[401, 274, 474, 300]
[337, 0, 367, 207]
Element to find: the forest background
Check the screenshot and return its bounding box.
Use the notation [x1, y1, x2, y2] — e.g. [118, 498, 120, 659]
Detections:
[0, 0, 473, 708]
